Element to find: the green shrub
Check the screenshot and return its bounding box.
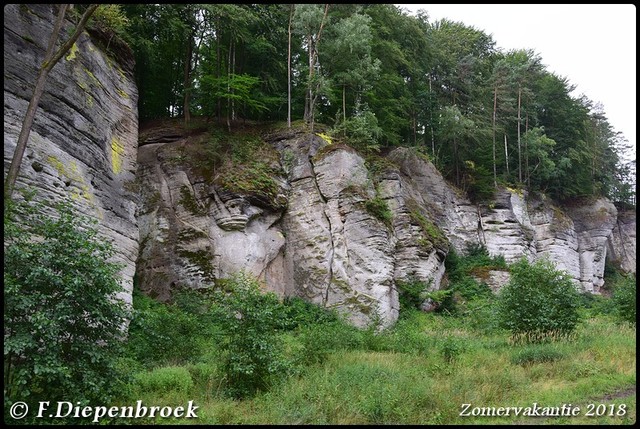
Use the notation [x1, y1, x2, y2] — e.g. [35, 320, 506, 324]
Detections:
[440, 336, 465, 364]
[292, 316, 369, 367]
[397, 277, 427, 311]
[90, 4, 130, 35]
[330, 102, 382, 154]
[497, 257, 581, 344]
[125, 291, 217, 366]
[611, 275, 636, 325]
[4, 196, 128, 420]
[278, 296, 339, 331]
[510, 344, 566, 365]
[134, 366, 194, 394]
[212, 272, 293, 398]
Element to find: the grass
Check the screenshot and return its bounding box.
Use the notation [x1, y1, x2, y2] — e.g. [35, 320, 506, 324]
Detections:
[118, 310, 635, 425]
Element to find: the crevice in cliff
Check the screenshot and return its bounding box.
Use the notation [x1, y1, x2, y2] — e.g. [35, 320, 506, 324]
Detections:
[309, 155, 335, 306]
[615, 218, 630, 265]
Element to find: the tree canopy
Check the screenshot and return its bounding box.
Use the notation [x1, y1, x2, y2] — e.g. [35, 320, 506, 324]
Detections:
[118, 4, 634, 205]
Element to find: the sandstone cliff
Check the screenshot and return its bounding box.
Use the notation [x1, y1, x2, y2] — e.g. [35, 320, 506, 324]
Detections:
[3, 4, 139, 304]
[134, 123, 636, 328]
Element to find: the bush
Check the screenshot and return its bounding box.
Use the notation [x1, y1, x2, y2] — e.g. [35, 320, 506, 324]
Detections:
[441, 336, 465, 364]
[330, 102, 382, 154]
[397, 277, 430, 311]
[611, 275, 636, 325]
[497, 257, 581, 344]
[510, 343, 566, 365]
[278, 296, 339, 331]
[134, 366, 194, 395]
[212, 272, 293, 398]
[4, 197, 129, 420]
[125, 291, 217, 366]
[296, 321, 363, 366]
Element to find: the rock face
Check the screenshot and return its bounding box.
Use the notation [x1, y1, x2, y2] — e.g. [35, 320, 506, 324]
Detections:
[388, 148, 633, 294]
[277, 137, 400, 328]
[3, 4, 139, 304]
[607, 209, 637, 275]
[136, 126, 635, 326]
[135, 125, 288, 302]
[136, 129, 453, 328]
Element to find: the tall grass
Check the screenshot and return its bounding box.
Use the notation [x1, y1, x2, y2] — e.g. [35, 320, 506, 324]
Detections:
[118, 309, 635, 425]
[117, 266, 635, 425]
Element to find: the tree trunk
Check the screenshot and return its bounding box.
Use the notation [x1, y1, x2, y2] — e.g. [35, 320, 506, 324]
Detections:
[343, 84, 346, 124]
[454, 137, 459, 186]
[231, 41, 236, 121]
[492, 86, 497, 188]
[227, 38, 232, 132]
[304, 34, 313, 123]
[429, 74, 435, 157]
[287, 5, 293, 128]
[305, 4, 329, 132]
[517, 85, 522, 183]
[525, 114, 530, 187]
[504, 133, 509, 174]
[4, 4, 98, 201]
[216, 16, 222, 123]
[183, 30, 194, 127]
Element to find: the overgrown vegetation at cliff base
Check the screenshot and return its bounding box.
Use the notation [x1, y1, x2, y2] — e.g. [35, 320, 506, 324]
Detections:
[3, 196, 129, 424]
[115, 248, 635, 425]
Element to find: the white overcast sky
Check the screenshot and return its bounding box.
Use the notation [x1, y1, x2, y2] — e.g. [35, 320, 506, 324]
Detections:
[396, 4, 636, 160]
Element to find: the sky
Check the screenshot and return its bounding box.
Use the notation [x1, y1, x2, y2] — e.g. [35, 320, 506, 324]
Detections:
[395, 4, 636, 162]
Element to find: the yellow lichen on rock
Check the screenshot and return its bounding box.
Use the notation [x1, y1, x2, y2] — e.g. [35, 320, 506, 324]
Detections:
[65, 42, 79, 61]
[116, 88, 129, 99]
[46, 155, 97, 207]
[316, 132, 333, 145]
[111, 137, 125, 174]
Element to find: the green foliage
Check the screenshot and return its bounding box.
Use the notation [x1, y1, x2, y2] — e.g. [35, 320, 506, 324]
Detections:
[90, 4, 130, 35]
[278, 296, 339, 331]
[295, 321, 364, 366]
[396, 277, 429, 311]
[4, 196, 129, 420]
[125, 290, 216, 367]
[134, 366, 194, 395]
[440, 335, 465, 364]
[200, 73, 268, 118]
[119, 4, 632, 204]
[611, 275, 636, 325]
[364, 196, 392, 227]
[204, 132, 286, 209]
[330, 102, 383, 154]
[510, 343, 566, 366]
[497, 257, 581, 344]
[212, 273, 293, 398]
[439, 244, 504, 316]
[407, 206, 448, 251]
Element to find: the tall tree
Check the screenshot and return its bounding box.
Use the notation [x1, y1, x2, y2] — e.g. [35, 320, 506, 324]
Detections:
[288, 4, 294, 128]
[324, 11, 380, 124]
[4, 4, 99, 200]
[293, 3, 330, 132]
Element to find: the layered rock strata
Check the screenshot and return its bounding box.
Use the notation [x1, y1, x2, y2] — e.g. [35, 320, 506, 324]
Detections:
[3, 4, 139, 304]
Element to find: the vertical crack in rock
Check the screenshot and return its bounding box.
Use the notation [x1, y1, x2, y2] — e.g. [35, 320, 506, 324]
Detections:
[309, 155, 335, 306]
